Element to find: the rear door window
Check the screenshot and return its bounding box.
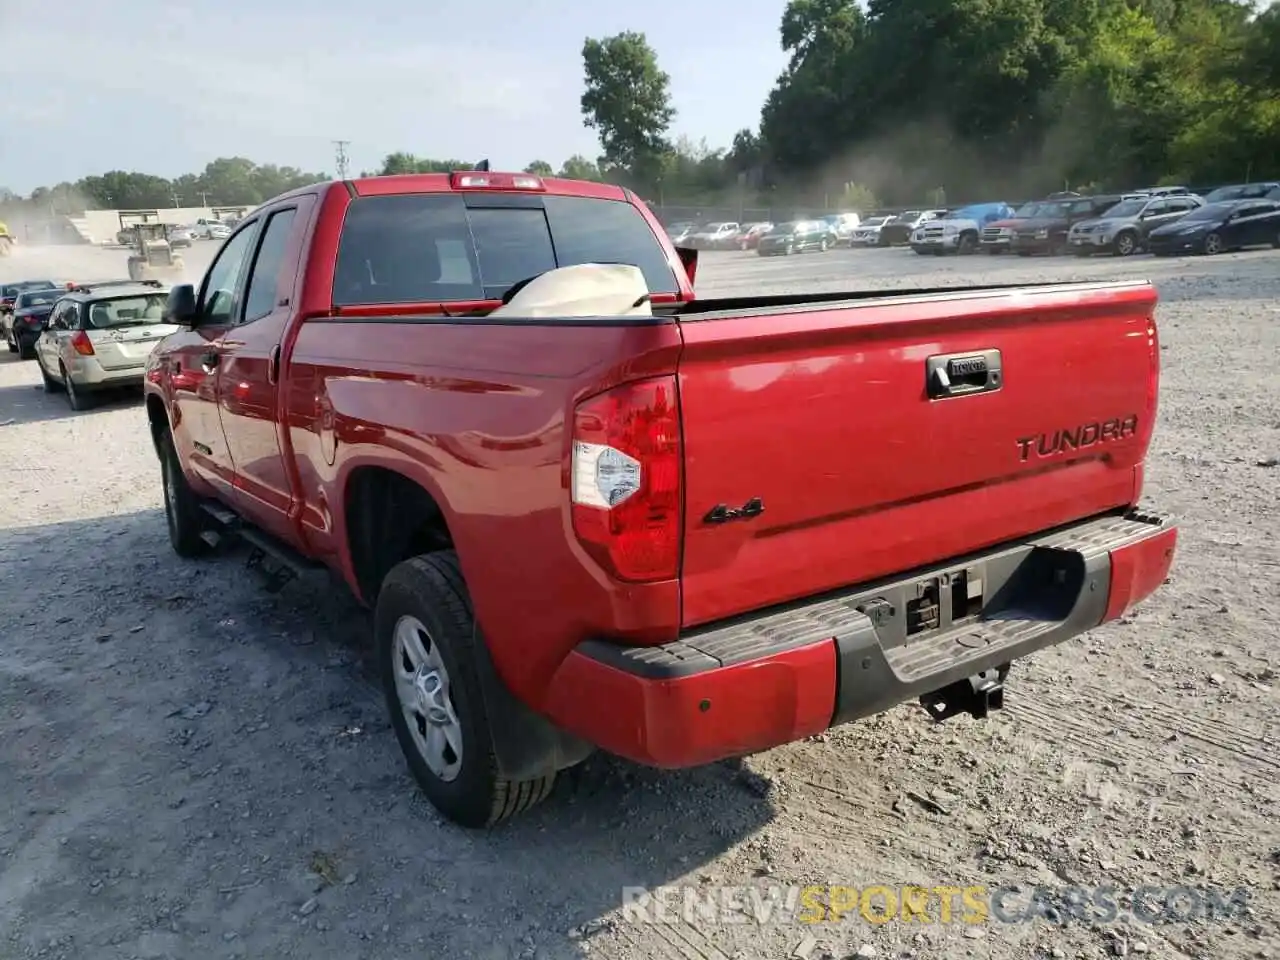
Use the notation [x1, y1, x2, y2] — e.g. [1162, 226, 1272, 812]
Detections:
[333, 192, 678, 307]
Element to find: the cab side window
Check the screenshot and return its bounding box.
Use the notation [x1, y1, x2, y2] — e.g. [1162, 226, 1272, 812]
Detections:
[198, 222, 259, 327]
[62, 304, 82, 330]
[241, 209, 298, 324]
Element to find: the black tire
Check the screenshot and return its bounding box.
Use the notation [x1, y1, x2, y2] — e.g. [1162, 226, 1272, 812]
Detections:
[1203, 232, 1224, 255]
[62, 366, 93, 410]
[158, 427, 209, 558]
[958, 232, 978, 255]
[39, 359, 63, 392]
[377, 551, 556, 828]
[16, 335, 34, 360]
[4, 326, 15, 353]
[1113, 231, 1137, 257]
[819, 237, 829, 252]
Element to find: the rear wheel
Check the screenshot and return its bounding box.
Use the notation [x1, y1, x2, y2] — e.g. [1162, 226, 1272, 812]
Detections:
[38, 359, 63, 392]
[4, 327, 15, 353]
[377, 552, 556, 828]
[16, 335, 34, 360]
[61, 365, 93, 411]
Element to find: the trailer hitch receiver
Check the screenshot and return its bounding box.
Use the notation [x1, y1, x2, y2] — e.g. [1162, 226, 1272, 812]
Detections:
[919, 666, 1008, 722]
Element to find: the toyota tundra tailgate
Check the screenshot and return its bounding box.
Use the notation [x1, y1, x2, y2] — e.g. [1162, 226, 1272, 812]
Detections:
[674, 280, 1160, 627]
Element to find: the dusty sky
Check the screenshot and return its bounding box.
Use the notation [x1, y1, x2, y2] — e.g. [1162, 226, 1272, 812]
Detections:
[0, 0, 791, 192]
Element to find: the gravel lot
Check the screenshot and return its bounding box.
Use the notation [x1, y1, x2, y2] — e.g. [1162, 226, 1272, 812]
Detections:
[1, 241, 1277, 960]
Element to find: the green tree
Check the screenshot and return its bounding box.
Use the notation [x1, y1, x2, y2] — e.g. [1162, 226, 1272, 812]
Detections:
[524, 160, 554, 175]
[374, 153, 473, 175]
[580, 31, 676, 183]
[557, 154, 603, 180]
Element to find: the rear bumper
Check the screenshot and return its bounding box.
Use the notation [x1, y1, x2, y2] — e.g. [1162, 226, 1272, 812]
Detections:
[542, 511, 1176, 768]
[65, 355, 146, 388]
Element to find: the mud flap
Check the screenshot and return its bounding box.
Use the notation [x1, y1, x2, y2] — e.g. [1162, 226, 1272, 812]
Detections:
[470, 625, 595, 780]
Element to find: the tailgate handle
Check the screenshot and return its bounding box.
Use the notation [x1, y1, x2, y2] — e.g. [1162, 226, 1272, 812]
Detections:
[926, 350, 1002, 399]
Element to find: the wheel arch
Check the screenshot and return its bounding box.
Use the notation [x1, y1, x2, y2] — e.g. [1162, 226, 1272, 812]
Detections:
[347, 463, 594, 782]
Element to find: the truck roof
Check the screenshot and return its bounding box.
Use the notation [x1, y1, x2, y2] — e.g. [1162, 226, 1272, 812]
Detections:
[268, 171, 630, 206]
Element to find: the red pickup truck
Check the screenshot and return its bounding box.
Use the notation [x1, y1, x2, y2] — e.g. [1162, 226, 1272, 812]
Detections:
[144, 170, 1178, 828]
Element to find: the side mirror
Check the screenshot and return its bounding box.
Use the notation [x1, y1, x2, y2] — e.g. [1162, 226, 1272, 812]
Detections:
[164, 284, 198, 325]
[675, 246, 698, 286]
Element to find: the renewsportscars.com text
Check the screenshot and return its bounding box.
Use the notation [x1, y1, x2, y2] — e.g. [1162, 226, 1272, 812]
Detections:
[621, 883, 1251, 927]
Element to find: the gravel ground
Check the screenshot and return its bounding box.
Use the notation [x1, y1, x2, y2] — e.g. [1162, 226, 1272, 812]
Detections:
[1, 242, 1277, 960]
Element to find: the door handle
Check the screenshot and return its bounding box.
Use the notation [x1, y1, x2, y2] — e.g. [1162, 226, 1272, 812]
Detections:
[267, 344, 281, 385]
[200, 351, 220, 373]
[926, 350, 1003, 399]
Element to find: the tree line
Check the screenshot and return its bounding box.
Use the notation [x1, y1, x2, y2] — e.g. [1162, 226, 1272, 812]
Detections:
[4, 0, 1278, 218]
[0, 158, 331, 218]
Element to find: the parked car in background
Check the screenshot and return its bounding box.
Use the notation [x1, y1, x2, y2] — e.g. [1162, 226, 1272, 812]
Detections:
[822, 213, 862, 243]
[1, 279, 58, 317]
[1201, 182, 1280, 203]
[687, 222, 741, 250]
[880, 209, 946, 246]
[756, 220, 835, 255]
[193, 219, 232, 240]
[34, 282, 176, 410]
[665, 221, 697, 245]
[912, 203, 1014, 255]
[1010, 194, 1125, 256]
[736, 222, 773, 249]
[848, 216, 895, 246]
[980, 200, 1049, 254]
[1067, 193, 1204, 256]
[1147, 198, 1280, 256]
[3, 287, 64, 358]
[167, 225, 194, 248]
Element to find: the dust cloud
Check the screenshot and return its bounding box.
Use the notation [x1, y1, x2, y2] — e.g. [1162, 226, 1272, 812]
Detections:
[801, 113, 1095, 208]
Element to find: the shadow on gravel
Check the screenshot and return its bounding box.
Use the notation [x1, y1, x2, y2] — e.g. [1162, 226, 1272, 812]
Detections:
[0, 379, 142, 425]
[1, 510, 772, 958]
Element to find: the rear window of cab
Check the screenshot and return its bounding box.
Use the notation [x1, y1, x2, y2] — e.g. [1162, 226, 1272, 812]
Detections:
[332, 193, 679, 306]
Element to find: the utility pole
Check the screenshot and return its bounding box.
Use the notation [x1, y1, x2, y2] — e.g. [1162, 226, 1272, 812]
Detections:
[333, 140, 351, 179]
[169, 190, 182, 208]
[197, 190, 210, 206]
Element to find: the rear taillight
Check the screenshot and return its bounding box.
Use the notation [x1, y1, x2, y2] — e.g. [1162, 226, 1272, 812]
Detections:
[71, 331, 95, 356]
[570, 377, 682, 582]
